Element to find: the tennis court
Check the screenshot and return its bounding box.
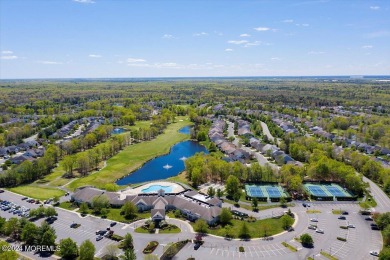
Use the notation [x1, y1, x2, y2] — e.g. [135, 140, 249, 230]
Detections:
[245, 184, 288, 200]
[304, 183, 352, 200]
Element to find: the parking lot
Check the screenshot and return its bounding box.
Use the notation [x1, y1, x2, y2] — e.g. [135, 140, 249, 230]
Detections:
[0, 190, 122, 258]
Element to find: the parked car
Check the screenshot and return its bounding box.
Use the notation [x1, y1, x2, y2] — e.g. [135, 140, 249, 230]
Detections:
[310, 218, 318, 222]
[342, 211, 349, 215]
[287, 227, 294, 232]
[370, 251, 379, 257]
[0, 189, 4, 193]
[365, 216, 373, 221]
[347, 224, 355, 228]
[316, 229, 324, 234]
[110, 222, 117, 227]
[70, 223, 79, 228]
[308, 225, 317, 230]
[194, 243, 201, 250]
[338, 216, 346, 220]
[96, 235, 103, 241]
[21, 197, 28, 200]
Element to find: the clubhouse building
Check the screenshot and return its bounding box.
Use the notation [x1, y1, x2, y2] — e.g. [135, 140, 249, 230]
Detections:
[71, 181, 222, 225]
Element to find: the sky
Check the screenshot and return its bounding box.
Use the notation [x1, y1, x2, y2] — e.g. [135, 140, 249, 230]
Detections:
[0, 0, 389, 79]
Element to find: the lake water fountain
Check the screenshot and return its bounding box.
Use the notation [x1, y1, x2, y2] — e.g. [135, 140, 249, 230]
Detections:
[179, 156, 187, 161]
[163, 164, 172, 169]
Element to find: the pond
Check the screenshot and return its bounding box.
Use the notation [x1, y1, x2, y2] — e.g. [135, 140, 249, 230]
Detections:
[116, 140, 208, 185]
[112, 128, 125, 134]
[178, 125, 191, 134]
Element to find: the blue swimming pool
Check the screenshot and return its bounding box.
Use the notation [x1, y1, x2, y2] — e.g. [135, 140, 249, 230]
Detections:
[141, 185, 173, 193]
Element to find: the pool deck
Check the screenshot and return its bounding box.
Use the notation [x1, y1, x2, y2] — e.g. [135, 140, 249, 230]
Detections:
[120, 181, 185, 196]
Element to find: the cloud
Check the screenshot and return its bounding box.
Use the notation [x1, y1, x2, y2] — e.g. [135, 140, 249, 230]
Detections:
[282, 19, 294, 23]
[228, 40, 248, 45]
[254, 27, 271, 31]
[308, 51, 325, 55]
[362, 45, 373, 49]
[37, 60, 62, 64]
[240, 34, 251, 37]
[295, 23, 310, 27]
[162, 34, 174, 39]
[244, 41, 262, 47]
[73, 0, 95, 4]
[2, 50, 13, 54]
[225, 48, 233, 52]
[271, 57, 281, 61]
[127, 58, 146, 63]
[1, 55, 17, 60]
[89, 54, 102, 58]
[193, 32, 208, 37]
[370, 6, 380, 10]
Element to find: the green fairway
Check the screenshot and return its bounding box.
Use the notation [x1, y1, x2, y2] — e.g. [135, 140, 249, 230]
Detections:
[8, 185, 65, 200]
[68, 117, 192, 190]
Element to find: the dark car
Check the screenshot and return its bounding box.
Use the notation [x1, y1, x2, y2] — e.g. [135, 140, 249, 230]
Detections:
[21, 197, 28, 200]
[110, 222, 117, 227]
[194, 243, 201, 250]
[70, 223, 79, 228]
[342, 211, 349, 215]
[365, 217, 373, 221]
[287, 226, 294, 232]
[302, 203, 307, 207]
[371, 224, 380, 230]
[338, 216, 346, 220]
[0, 190, 4, 193]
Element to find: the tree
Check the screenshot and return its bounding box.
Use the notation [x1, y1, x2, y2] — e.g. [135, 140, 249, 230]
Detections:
[40, 229, 56, 252]
[63, 155, 76, 177]
[281, 215, 294, 230]
[0, 240, 18, 260]
[104, 244, 119, 260]
[252, 197, 258, 211]
[120, 248, 136, 260]
[383, 225, 390, 246]
[225, 175, 240, 199]
[194, 219, 208, 233]
[216, 188, 224, 198]
[21, 222, 39, 245]
[121, 201, 138, 219]
[45, 207, 57, 217]
[80, 202, 89, 214]
[59, 238, 79, 259]
[379, 247, 390, 260]
[224, 225, 235, 239]
[79, 240, 95, 260]
[239, 222, 250, 239]
[377, 212, 390, 230]
[279, 196, 287, 207]
[219, 208, 232, 226]
[300, 233, 313, 247]
[207, 187, 215, 197]
[122, 233, 134, 250]
[91, 195, 109, 214]
[3, 218, 21, 240]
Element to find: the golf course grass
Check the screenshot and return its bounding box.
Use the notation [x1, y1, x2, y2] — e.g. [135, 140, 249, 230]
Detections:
[8, 185, 65, 200]
[67, 117, 192, 190]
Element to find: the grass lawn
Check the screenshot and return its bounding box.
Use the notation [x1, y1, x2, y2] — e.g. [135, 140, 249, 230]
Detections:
[306, 210, 321, 214]
[67, 117, 192, 190]
[58, 201, 78, 210]
[320, 251, 339, 260]
[282, 242, 297, 252]
[167, 171, 190, 185]
[76, 207, 152, 223]
[194, 217, 288, 238]
[332, 210, 342, 215]
[159, 226, 181, 234]
[8, 185, 65, 200]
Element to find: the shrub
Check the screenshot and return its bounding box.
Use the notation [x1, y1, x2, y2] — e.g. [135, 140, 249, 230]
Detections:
[239, 246, 245, 252]
[337, 237, 347, 242]
[143, 241, 159, 254]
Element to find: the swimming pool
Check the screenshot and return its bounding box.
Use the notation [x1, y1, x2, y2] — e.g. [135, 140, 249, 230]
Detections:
[141, 184, 173, 193]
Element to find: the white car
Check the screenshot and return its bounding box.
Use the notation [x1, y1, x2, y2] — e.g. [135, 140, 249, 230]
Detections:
[370, 251, 379, 257]
[310, 218, 318, 222]
[316, 229, 324, 234]
[347, 224, 355, 228]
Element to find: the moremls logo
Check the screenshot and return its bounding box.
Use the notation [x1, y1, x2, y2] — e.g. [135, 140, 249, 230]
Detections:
[1, 245, 61, 252]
